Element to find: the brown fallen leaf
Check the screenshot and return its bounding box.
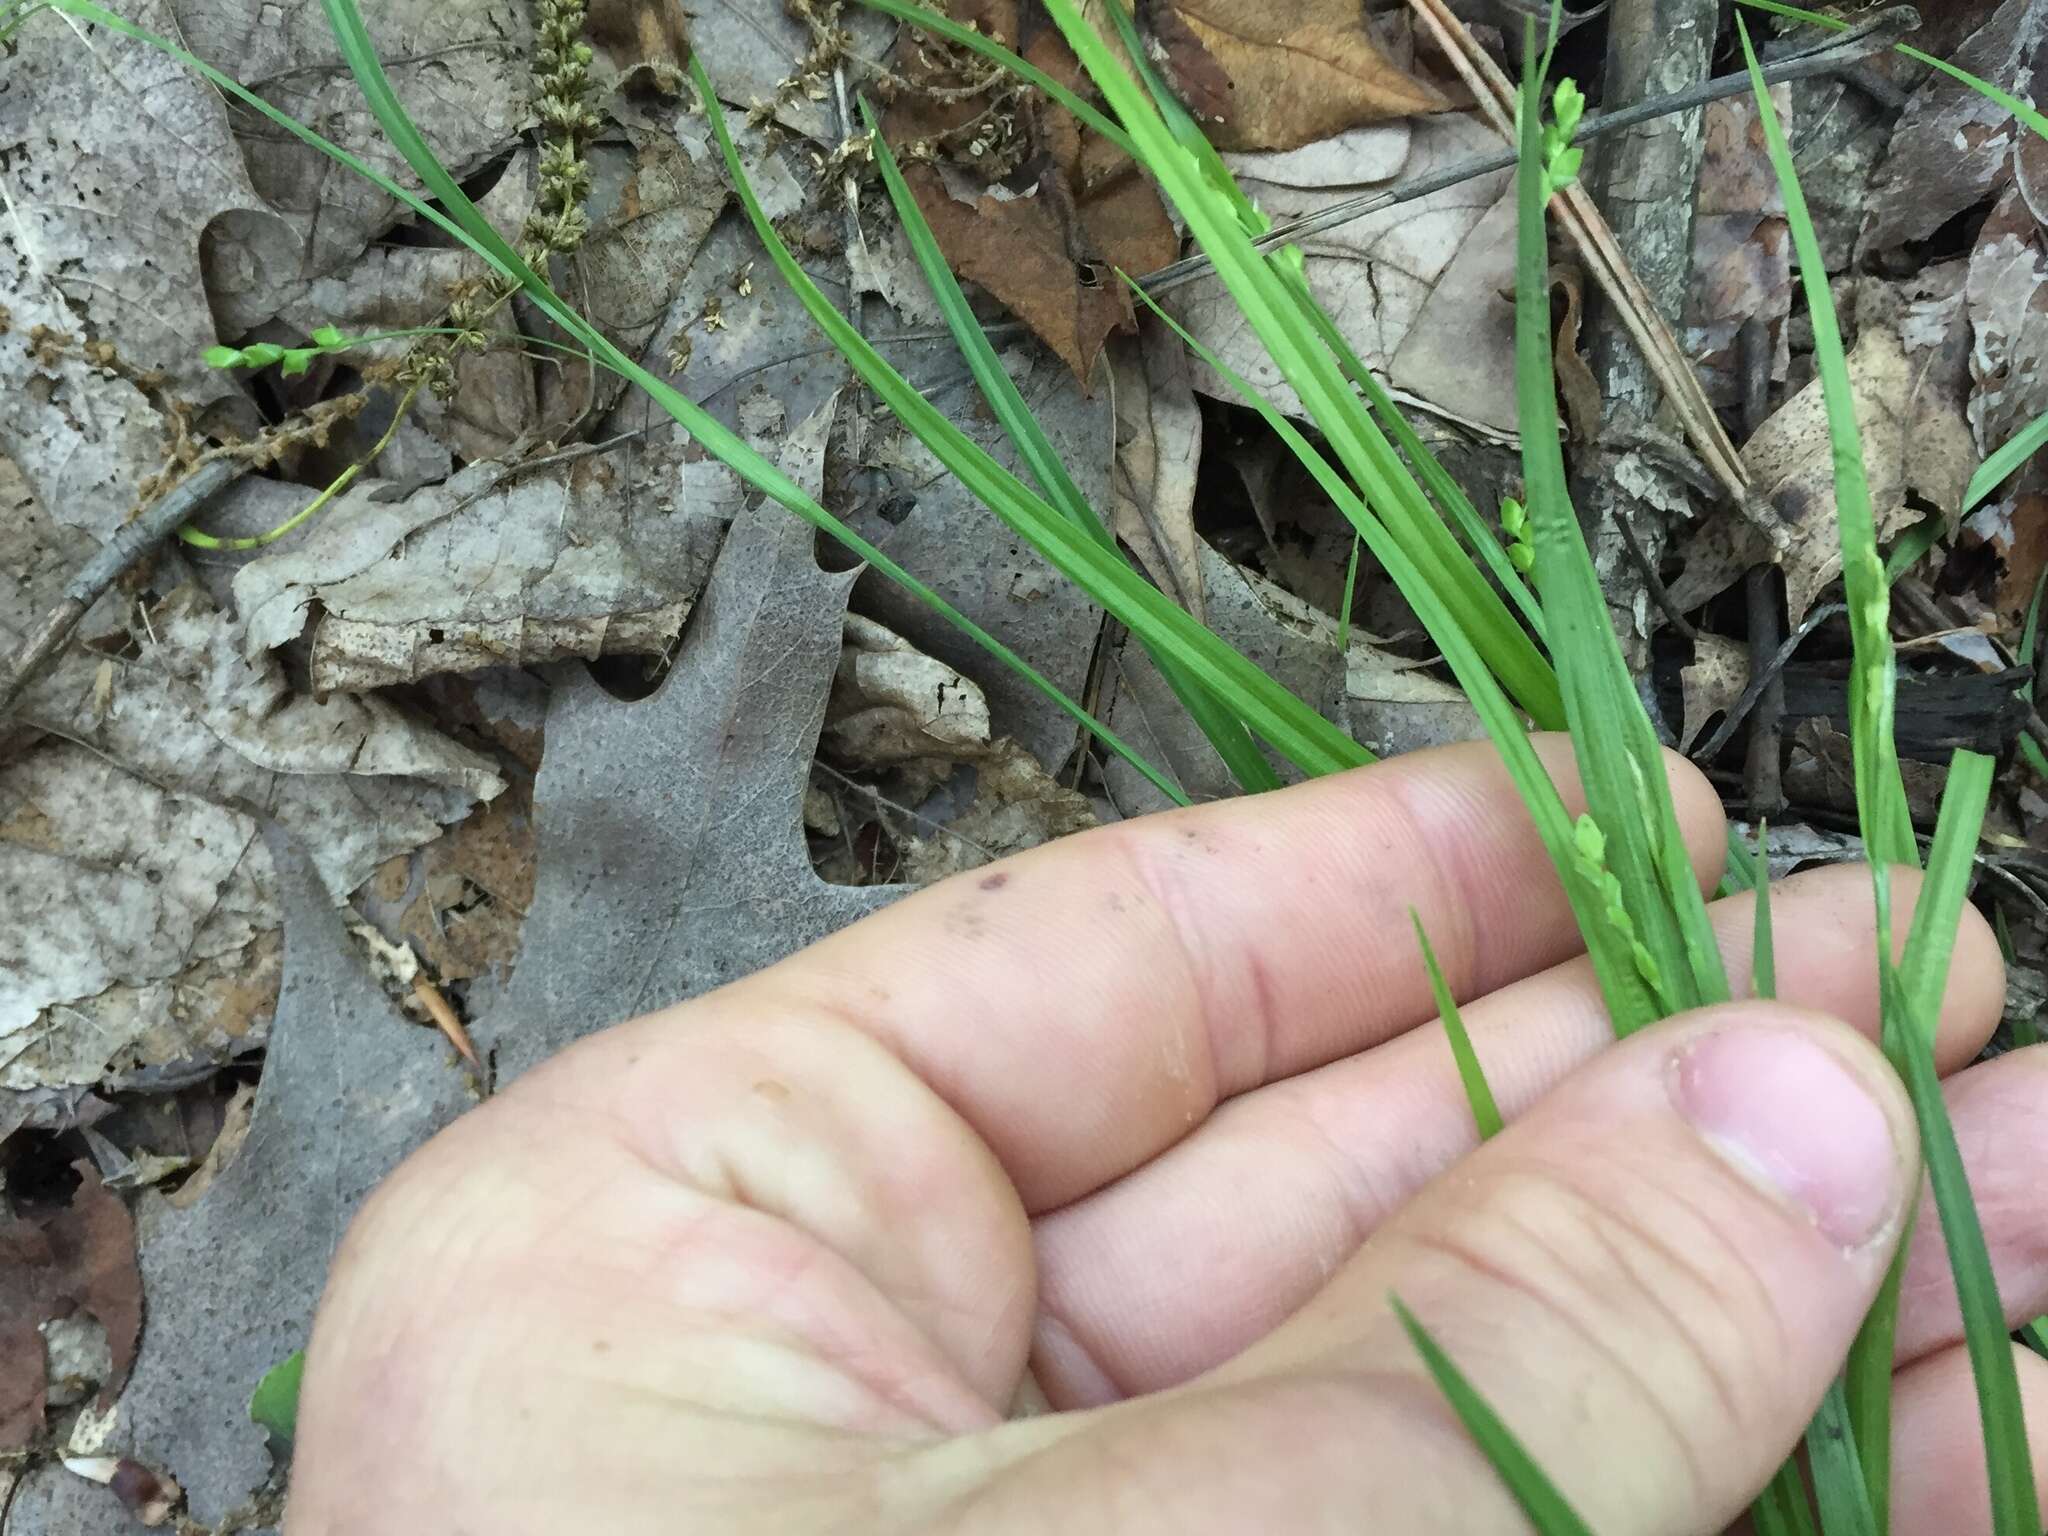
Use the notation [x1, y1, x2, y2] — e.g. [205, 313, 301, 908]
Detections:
[1680, 633, 1750, 755]
[0, 1162, 141, 1450]
[1150, 0, 1452, 150]
[1685, 91, 1791, 407]
[1668, 320, 1914, 625]
[885, 0, 1177, 381]
[1550, 263, 1601, 443]
[1110, 319, 1207, 621]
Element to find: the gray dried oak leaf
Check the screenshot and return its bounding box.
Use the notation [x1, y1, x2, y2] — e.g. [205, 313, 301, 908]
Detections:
[474, 413, 899, 1083]
[112, 830, 475, 1527]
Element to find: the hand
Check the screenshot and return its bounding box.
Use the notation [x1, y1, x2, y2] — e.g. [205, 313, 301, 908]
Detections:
[287, 740, 2047, 1535]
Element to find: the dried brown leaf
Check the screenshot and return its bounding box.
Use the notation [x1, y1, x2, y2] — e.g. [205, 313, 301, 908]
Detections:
[1152, 0, 1451, 151]
[0, 1163, 140, 1451]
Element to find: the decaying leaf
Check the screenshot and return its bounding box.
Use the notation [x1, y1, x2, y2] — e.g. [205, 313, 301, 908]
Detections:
[896, 740, 1098, 882]
[3, 558, 499, 1094]
[1149, 0, 1451, 151]
[229, 441, 742, 692]
[884, 0, 1177, 381]
[1110, 320, 1207, 619]
[1967, 186, 2048, 480]
[1550, 264, 1601, 442]
[1171, 115, 1519, 431]
[1668, 321, 1915, 625]
[0, 1162, 141, 1451]
[1680, 633, 1750, 755]
[825, 614, 995, 778]
[1859, 0, 2048, 257]
[1, 0, 257, 416]
[170, 0, 532, 326]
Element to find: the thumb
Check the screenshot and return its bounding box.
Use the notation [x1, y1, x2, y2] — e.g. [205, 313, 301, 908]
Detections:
[1215, 1003, 1920, 1535]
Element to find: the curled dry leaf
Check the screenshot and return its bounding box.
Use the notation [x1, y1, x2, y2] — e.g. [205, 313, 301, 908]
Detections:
[826, 613, 996, 779]
[1110, 320, 1207, 620]
[0, 1162, 141, 1451]
[1679, 633, 1750, 756]
[230, 442, 742, 693]
[1149, 0, 1451, 151]
[1171, 115, 1519, 432]
[1668, 320, 1916, 625]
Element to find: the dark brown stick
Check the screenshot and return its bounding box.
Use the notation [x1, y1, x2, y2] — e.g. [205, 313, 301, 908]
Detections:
[1739, 319, 1786, 812]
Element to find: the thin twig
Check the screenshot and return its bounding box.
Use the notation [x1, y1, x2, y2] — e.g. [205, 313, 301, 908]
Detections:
[1694, 603, 1848, 764]
[1609, 505, 1697, 641]
[1, 458, 245, 716]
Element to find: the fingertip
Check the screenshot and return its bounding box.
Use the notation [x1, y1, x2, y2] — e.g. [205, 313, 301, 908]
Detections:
[1663, 745, 1730, 891]
[1890, 1342, 2048, 1536]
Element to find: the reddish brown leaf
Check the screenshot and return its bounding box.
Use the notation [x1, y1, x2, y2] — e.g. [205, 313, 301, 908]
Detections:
[0, 1161, 142, 1450]
[884, 0, 1177, 381]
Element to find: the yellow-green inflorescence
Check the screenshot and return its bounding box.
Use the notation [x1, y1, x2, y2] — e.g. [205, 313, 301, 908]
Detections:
[1572, 814, 1673, 1013]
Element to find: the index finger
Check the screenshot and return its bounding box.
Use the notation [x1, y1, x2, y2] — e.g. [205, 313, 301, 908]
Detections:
[722, 736, 1727, 1211]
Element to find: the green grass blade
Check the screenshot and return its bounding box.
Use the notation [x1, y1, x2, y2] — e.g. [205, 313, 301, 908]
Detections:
[1035, 0, 1565, 730]
[1752, 825, 1777, 1000]
[1966, 410, 2048, 514]
[1900, 751, 1993, 1031]
[1412, 911, 1503, 1140]
[1391, 1298, 1599, 1536]
[1752, 1459, 1821, 1536]
[247, 1349, 305, 1442]
[1804, 1378, 1879, 1536]
[1738, 18, 1915, 876]
[862, 98, 1278, 795]
[687, 63, 1367, 782]
[1884, 516, 1943, 585]
[1127, 275, 1660, 1027]
[1886, 951, 2042, 1536]
[1337, 534, 1363, 652]
[1514, 30, 1727, 1022]
[2024, 1318, 2048, 1361]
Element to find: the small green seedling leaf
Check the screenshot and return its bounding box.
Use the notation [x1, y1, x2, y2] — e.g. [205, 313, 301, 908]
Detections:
[202, 344, 244, 368]
[249, 1349, 305, 1442]
[1391, 1297, 1598, 1536]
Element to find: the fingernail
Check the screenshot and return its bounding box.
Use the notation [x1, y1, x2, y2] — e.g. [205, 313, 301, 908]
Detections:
[1673, 1026, 1903, 1248]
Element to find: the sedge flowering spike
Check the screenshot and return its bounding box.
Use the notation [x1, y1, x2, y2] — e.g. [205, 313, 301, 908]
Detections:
[1572, 815, 1673, 1012]
[1542, 78, 1585, 194]
[204, 324, 350, 376]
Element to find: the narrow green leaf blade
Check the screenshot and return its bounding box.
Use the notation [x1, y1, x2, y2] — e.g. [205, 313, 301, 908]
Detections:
[1391, 1298, 1599, 1536]
[1804, 1378, 1879, 1536]
[1412, 911, 1503, 1140]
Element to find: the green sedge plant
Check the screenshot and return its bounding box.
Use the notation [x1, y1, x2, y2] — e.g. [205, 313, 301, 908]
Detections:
[16, 0, 2035, 1527]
